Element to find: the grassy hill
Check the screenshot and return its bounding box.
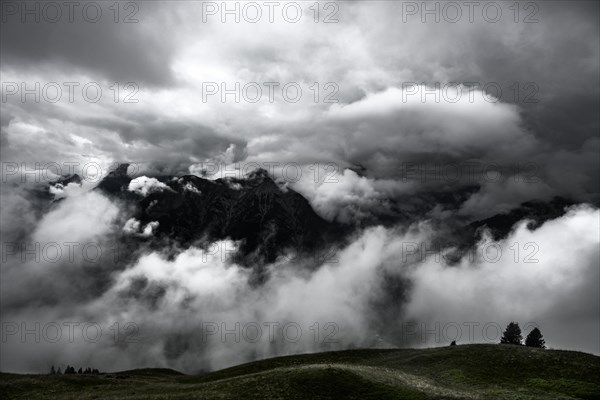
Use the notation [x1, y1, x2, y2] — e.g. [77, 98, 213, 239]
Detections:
[1, 344, 599, 399]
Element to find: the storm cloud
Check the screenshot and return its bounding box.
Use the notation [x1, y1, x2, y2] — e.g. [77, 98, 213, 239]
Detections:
[1, 0, 598, 374]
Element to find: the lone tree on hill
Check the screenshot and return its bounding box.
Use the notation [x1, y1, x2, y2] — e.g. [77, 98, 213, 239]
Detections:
[500, 322, 523, 345]
[525, 327, 546, 348]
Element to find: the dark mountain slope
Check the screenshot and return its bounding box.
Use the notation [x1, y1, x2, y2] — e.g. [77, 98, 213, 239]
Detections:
[463, 196, 574, 243]
[96, 165, 345, 264]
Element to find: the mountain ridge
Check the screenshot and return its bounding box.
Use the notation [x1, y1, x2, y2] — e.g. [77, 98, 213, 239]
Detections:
[95, 164, 346, 266]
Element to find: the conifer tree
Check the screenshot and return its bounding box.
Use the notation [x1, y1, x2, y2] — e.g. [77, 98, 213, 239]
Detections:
[500, 322, 523, 345]
[525, 327, 546, 348]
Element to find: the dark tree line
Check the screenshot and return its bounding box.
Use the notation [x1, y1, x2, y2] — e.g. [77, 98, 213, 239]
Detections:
[449, 322, 546, 347]
[50, 365, 99, 375]
[500, 322, 546, 348]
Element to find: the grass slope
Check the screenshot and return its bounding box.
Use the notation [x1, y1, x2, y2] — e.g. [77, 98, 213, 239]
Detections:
[1, 344, 599, 399]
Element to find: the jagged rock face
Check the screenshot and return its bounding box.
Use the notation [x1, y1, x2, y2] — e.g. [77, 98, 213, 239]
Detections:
[88, 164, 575, 266]
[97, 165, 341, 264]
[51, 174, 82, 187]
[441, 197, 574, 260]
[466, 197, 573, 241]
[95, 164, 132, 195]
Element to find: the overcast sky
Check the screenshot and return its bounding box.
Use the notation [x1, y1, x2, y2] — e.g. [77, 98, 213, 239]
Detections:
[2, 1, 598, 199]
[1, 1, 599, 373]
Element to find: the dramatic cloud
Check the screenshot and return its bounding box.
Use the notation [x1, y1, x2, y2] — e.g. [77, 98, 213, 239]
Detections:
[128, 176, 170, 197]
[405, 205, 600, 353]
[2, 195, 597, 373]
[32, 192, 119, 244]
[1, 0, 598, 374]
[0, 2, 178, 86]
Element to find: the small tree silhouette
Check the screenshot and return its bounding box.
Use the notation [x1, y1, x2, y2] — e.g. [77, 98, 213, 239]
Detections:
[525, 327, 546, 348]
[50, 365, 56, 375]
[450, 340, 457, 346]
[78, 368, 82, 374]
[56, 367, 62, 375]
[500, 322, 523, 345]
